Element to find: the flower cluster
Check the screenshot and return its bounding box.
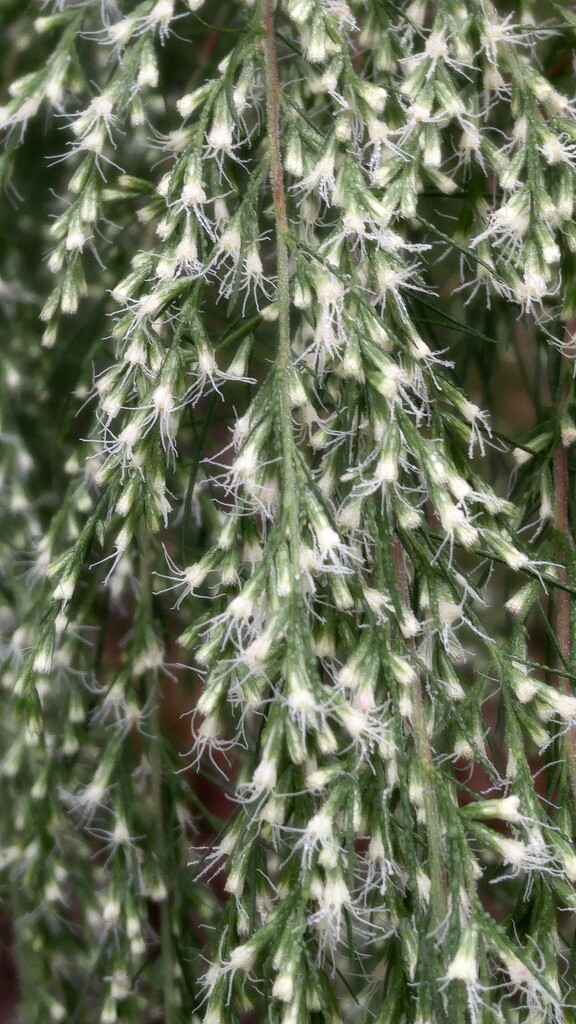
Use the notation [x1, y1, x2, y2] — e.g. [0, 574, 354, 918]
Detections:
[1, 1, 576, 1022]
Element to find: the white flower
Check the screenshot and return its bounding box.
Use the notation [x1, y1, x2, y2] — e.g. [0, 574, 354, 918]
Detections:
[316, 275, 344, 306]
[360, 83, 387, 114]
[513, 675, 538, 703]
[315, 523, 341, 555]
[272, 972, 294, 1002]
[52, 578, 75, 604]
[322, 876, 349, 908]
[228, 943, 256, 972]
[447, 925, 478, 984]
[495, 836, 527, 867]
[306, 811, 332, 842]
[220, 228, 242, 257]
[181, 180, 207, 207]
[109, 18, 135, 45]
[228, 592, 255, 621]
[152, 384, 175, 414]
[150, 0, 174, 31]
[425, 29, 448, 60]
[541, 691, 576, 721]
[250, 758, 277, 793]
[207, 117, 234, 154]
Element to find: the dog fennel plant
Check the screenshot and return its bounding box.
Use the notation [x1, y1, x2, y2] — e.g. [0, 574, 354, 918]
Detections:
[2, 0, 576, 1021]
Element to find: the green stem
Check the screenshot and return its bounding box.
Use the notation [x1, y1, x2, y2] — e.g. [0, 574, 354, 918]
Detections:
[392, 537, 448, 924]
[262, 0, 300, 568]
[150, 701, 176, 1023]
[139, 528, 176, 1024]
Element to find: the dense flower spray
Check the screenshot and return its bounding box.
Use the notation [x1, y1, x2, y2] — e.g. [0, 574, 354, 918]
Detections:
[1, 0, 576, 1021]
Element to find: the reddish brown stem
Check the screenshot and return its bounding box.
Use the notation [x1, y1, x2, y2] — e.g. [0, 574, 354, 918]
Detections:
[263, 0, 289, 234]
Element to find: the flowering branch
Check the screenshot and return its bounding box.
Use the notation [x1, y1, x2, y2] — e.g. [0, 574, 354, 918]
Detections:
[1, 1, 576, 1022]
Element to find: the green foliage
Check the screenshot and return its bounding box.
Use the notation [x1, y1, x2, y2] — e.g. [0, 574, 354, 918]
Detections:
[1, 1, 576, 1022]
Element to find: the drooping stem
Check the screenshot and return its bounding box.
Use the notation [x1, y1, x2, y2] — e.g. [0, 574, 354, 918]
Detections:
[139, 528, 176, 1024]
[262, 0, 300, 567]
[553, 321, 576, 800]
[149, 694, 176, 1024]
[263, 0, 288, 237]
[393, 537, 447, 923]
